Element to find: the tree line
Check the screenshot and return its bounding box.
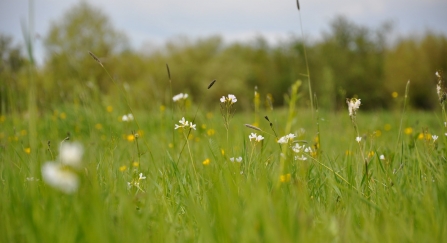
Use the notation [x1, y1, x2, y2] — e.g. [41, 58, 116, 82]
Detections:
[1, 2, 446, 114]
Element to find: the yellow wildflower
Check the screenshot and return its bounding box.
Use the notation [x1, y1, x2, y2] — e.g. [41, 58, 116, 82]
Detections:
[404, 127, 413, 135]
[280, 173, 291, 183]
[126, 134, 135, 142]
[106, 106, 113, 113]
[207, 129, 215, 136]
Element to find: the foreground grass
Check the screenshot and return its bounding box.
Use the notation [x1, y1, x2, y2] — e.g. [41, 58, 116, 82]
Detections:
[1, 101, 446, 242]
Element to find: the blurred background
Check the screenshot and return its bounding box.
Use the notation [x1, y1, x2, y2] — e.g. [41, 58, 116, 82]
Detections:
[1, 0, 447, 113]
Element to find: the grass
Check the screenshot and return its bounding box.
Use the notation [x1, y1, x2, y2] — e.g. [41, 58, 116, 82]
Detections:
[1, 87, 446, 242]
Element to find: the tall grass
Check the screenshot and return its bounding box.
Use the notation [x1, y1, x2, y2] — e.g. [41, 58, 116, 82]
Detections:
[1, 74, 446, 242]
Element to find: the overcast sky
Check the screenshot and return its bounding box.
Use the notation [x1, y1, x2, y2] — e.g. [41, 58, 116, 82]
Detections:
[1, 0, 446, 64]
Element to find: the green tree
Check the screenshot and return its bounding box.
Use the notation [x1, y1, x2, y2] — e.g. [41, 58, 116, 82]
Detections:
[384, 32, 447, 109]
[0, 35, 27, 113]
[43, 2, 128, 100]
[314, 16, 391, 110]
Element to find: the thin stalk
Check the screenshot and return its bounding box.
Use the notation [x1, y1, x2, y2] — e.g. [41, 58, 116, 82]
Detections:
[396, 81, 411, 158]
[183, 131, 199, 190]
[296, 2, 314, 115]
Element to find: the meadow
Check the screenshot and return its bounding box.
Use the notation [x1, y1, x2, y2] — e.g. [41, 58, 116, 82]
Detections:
[1, 76, 446, 242]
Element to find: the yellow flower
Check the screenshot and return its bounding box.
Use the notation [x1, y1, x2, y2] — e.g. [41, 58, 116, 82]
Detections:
[392, 92, 398, 98]
[375, 130, 382, 137]
[95, 123, 103, 130]
[60, 112, 67, 120]
[345, 150, 352, 156]
[0, 115, 5, 123]
[168, 143, 174, 148]
[404, 127, 413, 135]
[24, 147, 31, 154]
[417, 133, 424, 140]
[119, 165, 127, 172]
[384, 124, 391, 131]
[202, 158, 210, 165]
[132, 162, 139, 167]
[201, 124, 207, 129]
[126, 134, 135, 142]
[207, 129, 215, 136]
[368, 151, 374, 158]
[221, 149, 225, 156]
[159, 105, 165, 112]
[106, 106, 113, 113]
[280, 173, 291, 183]
[20, 130, 27, 136]
[206, 112, 213, 119]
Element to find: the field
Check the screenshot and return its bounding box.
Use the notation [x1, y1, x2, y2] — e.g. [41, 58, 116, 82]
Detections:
[1, 80, 446, 243]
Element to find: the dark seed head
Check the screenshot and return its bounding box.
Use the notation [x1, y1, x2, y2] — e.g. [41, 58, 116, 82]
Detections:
[208, 79, 216, 89]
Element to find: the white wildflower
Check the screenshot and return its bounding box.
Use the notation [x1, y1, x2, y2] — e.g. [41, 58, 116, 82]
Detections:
[380, 154, 385, 160]
[347, 98, 361, 117]
[277, 133, 296, 144]
[139, 173, 146, 180]
[173, 93, 188, 102]
[432, 135, 439, 142]
[236, 156, 242, 162]
[249, 132, 263, 142]
[174, 117, 196, 130]
[220, 94, 237, 104]
[122, 113, 134, 122]
[42, 162, 79, 194]
[59, 142, 84, 168]
[356, 136, 362, 143]
[292, 143, 303, 153]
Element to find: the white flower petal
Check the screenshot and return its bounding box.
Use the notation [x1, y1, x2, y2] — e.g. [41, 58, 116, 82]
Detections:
[42, 162, 79, 194]
[59, 142, 84, 168]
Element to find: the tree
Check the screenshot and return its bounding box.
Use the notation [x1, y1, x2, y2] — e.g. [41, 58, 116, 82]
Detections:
[0, 35, 27, 113]
[314, 16, 391, 109]
[44, 2, 128, 96]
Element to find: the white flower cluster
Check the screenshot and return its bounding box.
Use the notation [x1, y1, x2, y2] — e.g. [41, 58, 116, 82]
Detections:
[122, 113, 134, 122]
[173, 93, 189, 102]
[220, 94, 237, 104]
[277, 133, 296, 144]
[291, 143, 313, 161]
[230, 156, 243, 163]
[249, 132, 264, 142]
[346, 98, 361, 117]
[41, 142, 84, 194]
[127, 172, 147, 192]
[174, 117, 196, 130]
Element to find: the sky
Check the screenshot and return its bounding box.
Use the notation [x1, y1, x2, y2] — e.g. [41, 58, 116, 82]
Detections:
[1, 0, 446, 64]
